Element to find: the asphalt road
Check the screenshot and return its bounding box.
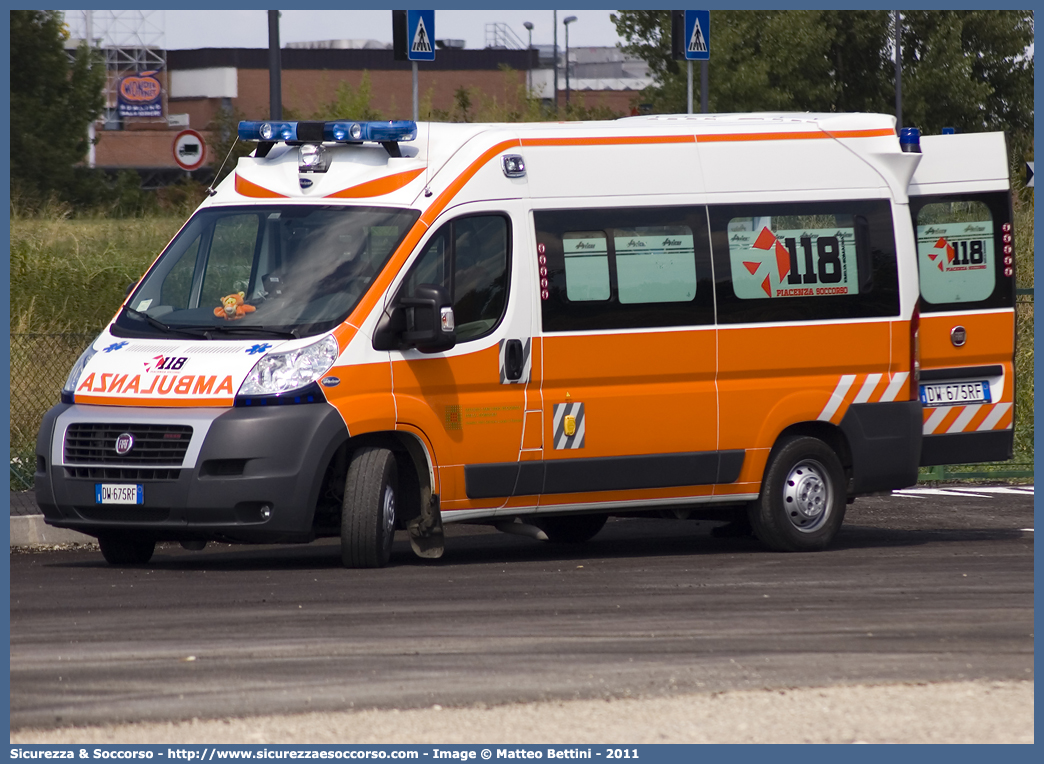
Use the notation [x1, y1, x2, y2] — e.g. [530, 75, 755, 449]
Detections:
[10, 487, 1034, 732]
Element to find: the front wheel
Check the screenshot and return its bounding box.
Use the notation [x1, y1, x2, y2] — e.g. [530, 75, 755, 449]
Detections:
[748, 436, 846, 552]
[98, 532, 156, 565]
[341, 447, 398, 568]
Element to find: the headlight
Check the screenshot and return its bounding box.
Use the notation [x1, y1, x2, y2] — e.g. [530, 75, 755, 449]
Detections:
[62, 339, 100, 394]
[238, 335, 339, 396]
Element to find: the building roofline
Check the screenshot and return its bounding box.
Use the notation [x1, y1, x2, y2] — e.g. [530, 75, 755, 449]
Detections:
[167, 47, 538, 72]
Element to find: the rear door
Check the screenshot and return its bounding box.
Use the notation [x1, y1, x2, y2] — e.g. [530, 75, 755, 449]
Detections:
[909, 133, 1016, 465]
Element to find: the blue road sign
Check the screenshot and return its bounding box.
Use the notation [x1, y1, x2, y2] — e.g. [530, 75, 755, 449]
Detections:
[683, 10, 710, 61]
[407, 10, 435, 61]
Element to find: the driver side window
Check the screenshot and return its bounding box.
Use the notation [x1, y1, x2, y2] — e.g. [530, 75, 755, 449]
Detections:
[403, 214, 510, 342]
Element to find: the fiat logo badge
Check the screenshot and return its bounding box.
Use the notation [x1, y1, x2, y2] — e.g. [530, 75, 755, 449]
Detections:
[115, 433, 134, 455]
[950, 326, 967, 347]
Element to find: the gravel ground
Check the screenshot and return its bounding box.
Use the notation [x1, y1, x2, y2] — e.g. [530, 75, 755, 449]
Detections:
[11, 680, 1033, 744]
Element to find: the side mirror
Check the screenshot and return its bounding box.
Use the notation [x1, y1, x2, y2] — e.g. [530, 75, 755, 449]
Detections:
[372, 284, 456, 353]
[125, 281, 138, 297]
[402, 284, 456, 353]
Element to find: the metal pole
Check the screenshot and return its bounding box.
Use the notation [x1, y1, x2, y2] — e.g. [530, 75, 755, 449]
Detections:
[552, 11, 558, 113]
[412, 61, 419, 122]
[687, 60, 692, 115]
[565, 25, 570, 106]
[85, 10, 96, 168]
[700, 60, 708, 114]
[894, 9, 902, 130]
[268, 10, 282, 120]
[527, 27, 532, 91]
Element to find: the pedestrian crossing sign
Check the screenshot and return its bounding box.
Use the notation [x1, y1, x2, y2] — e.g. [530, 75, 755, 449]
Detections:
[407, 10, 435, 61]
[684, 10, 710, 61]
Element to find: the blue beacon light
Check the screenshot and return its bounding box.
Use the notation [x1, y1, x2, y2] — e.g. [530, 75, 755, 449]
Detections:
[899, 127, 921, 154]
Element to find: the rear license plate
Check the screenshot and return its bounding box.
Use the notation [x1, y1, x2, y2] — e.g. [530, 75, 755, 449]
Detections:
[95, 484, 144, 504]
[920, 380, 992, 407]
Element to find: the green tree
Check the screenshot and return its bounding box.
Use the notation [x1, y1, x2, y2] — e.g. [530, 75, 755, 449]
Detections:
[611, 8, 1032, 160]
[900, 11, 1034, 163]
[612, 10, 893, 115]
[10, 10, 105, 206]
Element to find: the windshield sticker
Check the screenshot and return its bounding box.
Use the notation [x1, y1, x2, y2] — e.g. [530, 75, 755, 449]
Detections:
[917, 221, 995, 304]
[728, 220, 858, 299]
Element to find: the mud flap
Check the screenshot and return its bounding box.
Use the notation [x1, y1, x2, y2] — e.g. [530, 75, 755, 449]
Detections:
[407, 494, 444, 559]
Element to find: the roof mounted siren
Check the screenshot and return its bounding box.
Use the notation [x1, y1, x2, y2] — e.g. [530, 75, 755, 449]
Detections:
[238, 120, 417, 158]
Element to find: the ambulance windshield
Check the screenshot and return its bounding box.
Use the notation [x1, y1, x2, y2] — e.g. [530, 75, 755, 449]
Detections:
[113, 205, 419, 339]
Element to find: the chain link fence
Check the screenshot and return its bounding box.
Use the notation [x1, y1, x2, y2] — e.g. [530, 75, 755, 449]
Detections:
[10, 333, 95, 490]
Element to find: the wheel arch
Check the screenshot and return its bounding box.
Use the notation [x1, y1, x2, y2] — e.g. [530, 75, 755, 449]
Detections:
[768, 420, 854, 489]
[312, 428, 436, 535]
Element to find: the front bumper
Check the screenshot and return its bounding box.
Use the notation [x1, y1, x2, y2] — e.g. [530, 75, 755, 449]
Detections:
[35, 402, 349, 543]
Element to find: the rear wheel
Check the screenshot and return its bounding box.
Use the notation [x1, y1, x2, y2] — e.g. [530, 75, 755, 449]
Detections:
[341, 447, 398, 568]
[98, 532, 155, 565]
[748, 436, 846, 552]
[535, 513, 608, 543]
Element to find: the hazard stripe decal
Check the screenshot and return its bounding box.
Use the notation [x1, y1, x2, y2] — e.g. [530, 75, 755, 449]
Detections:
[817, 371, 915, 424]
[816, 374, 856, 423]
[923, 401, 1013, 435]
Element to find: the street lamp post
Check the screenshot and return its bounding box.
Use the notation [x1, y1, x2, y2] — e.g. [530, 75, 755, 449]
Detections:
[552, 11, 558, 112]
[523, 21, 534, 93]
[563, 15, 577, 108]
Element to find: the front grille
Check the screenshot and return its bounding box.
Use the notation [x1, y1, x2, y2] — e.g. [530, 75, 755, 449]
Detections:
[64, 466, 182, 481]
[65, 423, 193, 466]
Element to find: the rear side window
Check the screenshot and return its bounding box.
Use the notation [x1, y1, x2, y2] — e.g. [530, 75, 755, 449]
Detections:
[709, 199, 899, 323]
[910, 192, 1014, 312]
[536, 206, 713, 332]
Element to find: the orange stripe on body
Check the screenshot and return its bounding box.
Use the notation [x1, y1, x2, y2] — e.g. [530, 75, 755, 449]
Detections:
[521, 135, 694, 147]
[234, 174, 288, 198]
[697, 127, 894, 143]
[325, 168, 425, 198]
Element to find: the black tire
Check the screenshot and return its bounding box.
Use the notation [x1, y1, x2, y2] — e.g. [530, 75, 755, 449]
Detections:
[341, 447, 398, 568]
[535, 513, 608, 543]
[97, 532, 156, 565]
[748, 436, 846, 552]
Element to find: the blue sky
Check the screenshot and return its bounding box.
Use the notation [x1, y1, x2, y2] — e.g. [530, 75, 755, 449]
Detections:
[62, 10, 625, 51]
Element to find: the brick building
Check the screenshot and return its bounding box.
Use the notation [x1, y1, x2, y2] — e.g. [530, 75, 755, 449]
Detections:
[92, 44, 650, 185]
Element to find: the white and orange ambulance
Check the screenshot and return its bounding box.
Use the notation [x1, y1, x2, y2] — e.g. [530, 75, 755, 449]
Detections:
[34, 113, 1014, 567]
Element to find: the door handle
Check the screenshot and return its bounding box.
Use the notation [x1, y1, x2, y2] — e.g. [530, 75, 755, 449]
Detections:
[505, 339, 524, 381]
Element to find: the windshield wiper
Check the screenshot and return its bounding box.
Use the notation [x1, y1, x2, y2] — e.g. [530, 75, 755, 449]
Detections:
[123, 308, 210, 338]
[203, 324, 299, 339]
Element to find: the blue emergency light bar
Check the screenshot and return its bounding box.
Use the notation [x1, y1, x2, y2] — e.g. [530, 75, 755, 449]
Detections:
[238, 120, 417, 144]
